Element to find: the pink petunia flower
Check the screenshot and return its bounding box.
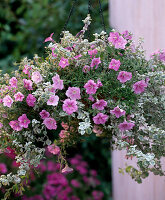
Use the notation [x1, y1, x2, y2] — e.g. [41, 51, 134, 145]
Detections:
[92, 99, 107, 110]
[43, 117, 57, 130]
[62, 99, 78, 115]
[109, 59, 121, 71]
[90, 57, 101, 69]
[93, 113, 108, 124]
[32, 71, 43, 84]
[0, 163, 7, 174]
[47, 95, 59, 106]
[26, 94, 36, 107]
[14, 92, 24, 102]
[88, 95, 95, 102]
[9, 77, 17, 88]
[61, 165, 73, 174]
[118, 121, 135, 132]
[18, 114, 30, 128]
[97, 79, 103, 88]
[122, 30, 132, 40]
[23, 79, 33, 90]
[0, 122, 3, 128]
[93, 125, 103, 135]
[48, 144, 60, 155]
[44, 33, 54, 42]
[23, 65, 32, 76]
[52, 74, 64, 90]
[3, 95, 13, 108]
[82, 65, 90, 73]
[39, 110, 50, 119]
[117, 71, 132, 83]
[88, 49, 98, 56]
[84, 80, 98, 94]
[108, 32, 120, 44]
[66, 87, 81, 100]
[51, 47, 57, 58]
[59, 57, 69, 68]
[9, 120, 23, 131]
[110, 106, 126, 118]
[133, 80, 148, 94]
[114, 36, 127, 49]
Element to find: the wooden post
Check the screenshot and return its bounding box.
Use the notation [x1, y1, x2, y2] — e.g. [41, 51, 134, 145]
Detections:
[109, 0, 165, 199]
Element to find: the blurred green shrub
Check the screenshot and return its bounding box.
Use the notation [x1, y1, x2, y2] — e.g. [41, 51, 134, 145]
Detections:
[0, 0, 110, 73]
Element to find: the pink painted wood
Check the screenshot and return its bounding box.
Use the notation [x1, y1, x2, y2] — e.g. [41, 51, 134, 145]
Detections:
[109, 0, 165, 199]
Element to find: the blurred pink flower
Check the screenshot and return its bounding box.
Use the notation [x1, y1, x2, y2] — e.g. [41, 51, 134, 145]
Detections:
[118, 121, 135, 132]
[26, 94, 36, 107]
[0, 122, 3, 128]
[110, 106, 126, 118]
[23, 65, 32, 76]
[90, 57, 101, 69]
[9, 77, 17, 88]
[47, 95, 59, 106]
[93, 125, 103, 135]
[122, 30, 132, 40]
[61, 165, 73, 174]
[96, 79, 103, 88]
[83, 65, 90, 73]
[92, 99, 107, 111]
[0, 163, 7, 174]
[63, 99, 78, 115]
[84, 80, 98, 94]
[108, 32, 120, 44]
[133, 80, 148, 94]
[3, 95, 13, 108]
[117, 71, 132, 83]
[109, 59, 121, 71]
[44, 33, 54, 42]
[9, 120, 23, 131]
[71, 179, 81, 188]
[88, 49, 98, 56]
[93, 113, 108, 124]
[18, 114, 30, 128]
[23, 79, 33, 90]
[43, 118, 57, 130]
[32, 71, 43, 84]
[59, 57, 69, 68]
[66, 87, 81, 100]
[48, 144, 60, 155]
[39, 110, 50, 119]
[88, 95, 95, 102]
[14, 92, 24, 101]
[52, 74, 64, 90]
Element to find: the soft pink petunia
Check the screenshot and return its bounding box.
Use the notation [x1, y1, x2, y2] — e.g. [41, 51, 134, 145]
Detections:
[66, 87, 81, 100]
[97, 79, 103, 88]
[0, 122, 3, 128]
[122, 30, 132, 40]
[3, 95, 13, 108]
[32, 71, 43, 84]
[90, 57, 101, 69]
[108, 32, 120, 44]
[39, 110, 50, 119]
[0, 163, 7, 174]
[118, 121, 135, 132]
[93, 125, 103, 135]
[43, 117, 57, 130]
[74, 54, 82, 60]
[48, 144, 60, 155]
[23, 79, 33, 90]
[61, 165, 73, 174]
[18, 114, 30, 128]
[84, 80, 98, 95]
[23, 65, 32, 76]
[59, 57, 69, 68]
[110, 106, 126, 118]
[52, 74, 64, 90]
[114, 36, 127, 49]
[9, 77, 17, 88]
[92, 99, 107, 110]
[14, 92, 24, 102]
[44, 33, 54, 42]
[51, 47, 57, 58]
[62, 99, 78, 115]
[133, 80, 148, 94]
[117, 71, 132, 83]
[26, 94, 36, 107]
[93, 113, 108, 124]
[47, 95, 59, 106]
[83, 65, 90, 73]
[88, 95, 95, 102]
[109, 59, 121, 71]
[88, 49, 98, 56]
[9, 120, 23, 131]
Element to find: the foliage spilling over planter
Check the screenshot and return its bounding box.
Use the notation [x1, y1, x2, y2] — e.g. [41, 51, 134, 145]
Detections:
[0, 15, 164, 197]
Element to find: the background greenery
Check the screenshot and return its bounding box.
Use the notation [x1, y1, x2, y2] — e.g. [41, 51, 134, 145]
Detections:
[0, 0, 112, 199]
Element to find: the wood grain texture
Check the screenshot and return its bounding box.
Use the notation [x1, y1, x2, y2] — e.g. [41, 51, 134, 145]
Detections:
[109, 0, 165, 199]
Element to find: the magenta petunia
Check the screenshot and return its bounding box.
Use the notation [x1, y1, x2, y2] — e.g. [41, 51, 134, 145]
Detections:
[66, 87, 81, 100]
[88, 49, 98, 56]
[122, 30, 132, 40]
[43, 117, 57, 130]
[18, 114, 30, 128]
[118, 121, 135, 132]
[59, 57, 69, 68]
[84, 80, 98, 95]
[0, 122, 3, 128]
[62, 99, 78, 115]
[83, 65, 90, 73]
[32, 71, 43, 84]
[114, 36, 127, 49]
[96, 79, 103, 88]
[47, 95, 59, 106]
[0, 163, 7, 174]
[93, 113, 108, 124]
[9, 77, 17, 88]
[110, 106, 126, 118]
[52, 74, 64, 90]
[88, 95, 95, 102]
[39, 110, 50, 119]
[26, 94, 36, 107]
[109, 59, 121, 71]
[92, 99, 107, 111]
[3, 95, 13, 108]
[14, 92, 24, 102]
[44, 33, 54, 42]
[133, 80, 148, 94]
[23, 65, 32, 76]
[23, 79, 33, 90]
[108, 32, 120, 44]
[117, 71, 132, 83]
[90, 57, 101, 69]
[9, 120, 23, 131]
[48, 144, 60, 155]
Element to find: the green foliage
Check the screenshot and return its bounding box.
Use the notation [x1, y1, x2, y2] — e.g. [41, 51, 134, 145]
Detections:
[0, 0, 110, 73]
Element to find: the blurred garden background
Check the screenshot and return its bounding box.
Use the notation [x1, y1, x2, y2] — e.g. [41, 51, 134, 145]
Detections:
[0, 0, 112, 199]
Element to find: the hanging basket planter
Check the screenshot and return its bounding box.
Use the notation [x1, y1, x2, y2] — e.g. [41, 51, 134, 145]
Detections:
[0, 14, 165, 197]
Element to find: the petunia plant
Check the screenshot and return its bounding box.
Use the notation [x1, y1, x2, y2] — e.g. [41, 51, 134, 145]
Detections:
[0, 15, 164, 198]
